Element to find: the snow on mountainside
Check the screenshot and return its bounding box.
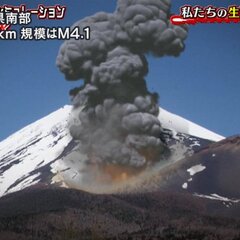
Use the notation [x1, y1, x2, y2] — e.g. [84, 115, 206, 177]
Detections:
[0, 105, 224, 197]
[0, 106, 72, 197]
[159, 108, 224, 142]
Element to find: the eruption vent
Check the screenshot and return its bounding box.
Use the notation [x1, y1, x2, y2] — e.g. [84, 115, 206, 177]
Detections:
[56, 0, 187, 183]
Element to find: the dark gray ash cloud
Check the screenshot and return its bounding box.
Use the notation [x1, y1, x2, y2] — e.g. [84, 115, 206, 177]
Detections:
[56, 0, 188, 169]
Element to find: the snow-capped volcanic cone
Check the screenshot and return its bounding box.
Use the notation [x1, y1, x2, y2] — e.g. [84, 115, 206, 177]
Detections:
[0, 106, 223, 197]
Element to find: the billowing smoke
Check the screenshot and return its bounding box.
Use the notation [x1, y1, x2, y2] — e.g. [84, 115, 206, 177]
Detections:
[56, 0, 187, 175]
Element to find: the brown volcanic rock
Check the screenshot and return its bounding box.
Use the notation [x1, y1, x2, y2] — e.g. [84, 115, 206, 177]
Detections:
[186, 136, 240, 198]
[0, 186, 240, 239]
[137, 135, 240, 200]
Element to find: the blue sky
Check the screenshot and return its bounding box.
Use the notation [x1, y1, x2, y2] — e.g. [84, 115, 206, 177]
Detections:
[0, 0, 240, 141]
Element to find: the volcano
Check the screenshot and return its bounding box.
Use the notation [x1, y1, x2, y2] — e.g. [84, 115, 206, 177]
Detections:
[1, 106, 240, 240]
[0, 105, 223, 197]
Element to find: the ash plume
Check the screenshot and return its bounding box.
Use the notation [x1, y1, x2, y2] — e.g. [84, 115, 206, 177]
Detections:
[56, 0, 187, 170]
